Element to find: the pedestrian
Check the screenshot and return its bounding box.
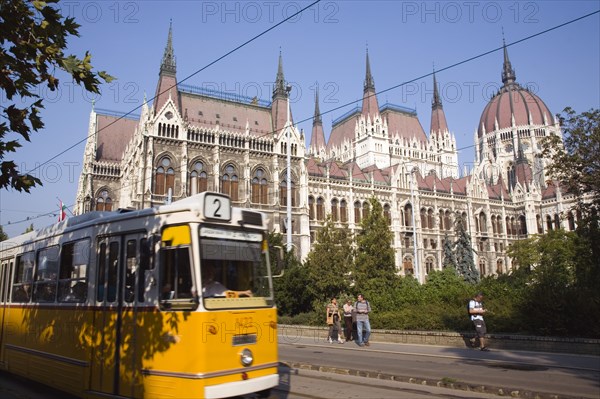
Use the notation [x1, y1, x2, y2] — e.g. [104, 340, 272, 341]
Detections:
[468, 292, 490, 351]
[354, 293, 371, 346]
[343, 298, 354, 341]
[326, 297, 343, 344]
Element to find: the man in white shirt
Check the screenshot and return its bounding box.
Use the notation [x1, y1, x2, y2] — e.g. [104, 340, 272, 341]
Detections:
[469, 292, 489, 351]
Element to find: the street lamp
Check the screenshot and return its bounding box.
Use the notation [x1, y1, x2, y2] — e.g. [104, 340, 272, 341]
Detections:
[286, 84, 292, 253]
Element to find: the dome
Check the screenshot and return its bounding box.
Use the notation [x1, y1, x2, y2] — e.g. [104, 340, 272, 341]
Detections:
[477, 42, 554, 138]
[477, 83, 554, 138]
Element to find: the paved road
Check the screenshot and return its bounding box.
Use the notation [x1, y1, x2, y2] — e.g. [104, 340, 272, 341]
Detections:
[278, 334, 600, 399]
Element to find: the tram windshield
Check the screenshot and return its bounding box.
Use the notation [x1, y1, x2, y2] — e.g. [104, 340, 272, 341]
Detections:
[199, 227, 274, 309]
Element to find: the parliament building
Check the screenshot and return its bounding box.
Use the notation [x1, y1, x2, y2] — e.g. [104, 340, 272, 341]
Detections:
[75, 25, 575, 283]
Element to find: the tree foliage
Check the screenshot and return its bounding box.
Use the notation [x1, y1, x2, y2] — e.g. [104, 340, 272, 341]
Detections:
[441, 234, 457, 270]
[353, 197, 396, 289]
[304, 216, 354, 305]
[541, 107, 600, 217]
[0, 0, 113, 192]
[0, 225, 7, 241]
[454, 216, 479, 284]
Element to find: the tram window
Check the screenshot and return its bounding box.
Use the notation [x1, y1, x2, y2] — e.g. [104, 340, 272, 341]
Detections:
[58, 239, 89, 302]
[107, 242, 119, 302]
[33, 246, 59, 302]
[97, 243, 106, 302]
[12, 251, 34, 302]
[159, 246, 194, 303]
[138, 237, 152, 303]
[125, 239, 137, 303]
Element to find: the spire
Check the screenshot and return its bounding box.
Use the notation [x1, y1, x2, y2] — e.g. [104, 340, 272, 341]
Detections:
[432, 69, 442, 109]
[313, 86, 322, 125]
[160, 20, 176, 75]
[361, 49, 379, 116]
[430, 69, 449, 137]
[273, 50, 287, 98]
[364, 49, 375, 91]
[501, 36, 516, 86]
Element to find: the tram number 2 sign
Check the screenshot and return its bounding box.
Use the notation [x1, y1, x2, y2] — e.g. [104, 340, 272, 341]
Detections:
[204, 193, 232, 221]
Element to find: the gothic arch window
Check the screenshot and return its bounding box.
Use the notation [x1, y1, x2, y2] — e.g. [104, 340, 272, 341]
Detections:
[425, 257, 435, 276]
[479, 259, 486, 277]
[506, 216, 512, 236]
[384, 204, 391, 225]
[252, 167, 269, 204]
[221, 163, 239, 201]
[155, 156, 175, 196]
[279, 180, 296, 207]
[96, 190, 112, 211]
[546, 215, 553, 231]
[491, 216, 497, 234]
[316, 197, 324, 221]
[554, 214, 561, 230]
[444, 210, 451, 231]
[567, 212, 575, 231]
[479, 212, 487, 233]
[340, 200, 348, 223]
[308, 196, 315, 220]
[354, 201, 362, 224]
[536, 214, 543, 233]
[519, 215, 527, 235]
[420, 208, 427, 229]
[404, 204, 413, 227]
[331, 199, 339, 222]
[362, 201, 370, 220]
[189, 160, 208, 195]
[427, 208, 434, 229]
[403, 256, 414, 276]
[496, 259, 504, 274]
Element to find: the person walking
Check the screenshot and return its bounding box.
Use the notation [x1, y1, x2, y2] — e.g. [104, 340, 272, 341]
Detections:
[354, 294, 371, 347]
[326, 297, 344, 344]
[469, 292, 490, 351]
[342, 298, 354, 341]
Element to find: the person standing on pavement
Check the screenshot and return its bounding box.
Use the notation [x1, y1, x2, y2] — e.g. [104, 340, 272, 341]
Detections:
[343, 298, 354, 341]
[326, 297, 344, 344]
[469, 292, 490, 351]
[354, 293, 371, 346]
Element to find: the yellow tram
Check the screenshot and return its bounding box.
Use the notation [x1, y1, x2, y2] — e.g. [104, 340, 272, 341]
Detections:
[0, 192, 279, 398]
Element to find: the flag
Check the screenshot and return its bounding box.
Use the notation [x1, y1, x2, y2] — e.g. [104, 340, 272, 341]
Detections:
[58, 200, 67, 222]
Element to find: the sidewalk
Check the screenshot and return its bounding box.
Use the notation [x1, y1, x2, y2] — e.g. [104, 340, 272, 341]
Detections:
[279, 331, 600, 399]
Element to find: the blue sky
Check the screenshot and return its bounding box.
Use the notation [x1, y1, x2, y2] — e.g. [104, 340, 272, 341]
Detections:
[1, 0, 599, 238]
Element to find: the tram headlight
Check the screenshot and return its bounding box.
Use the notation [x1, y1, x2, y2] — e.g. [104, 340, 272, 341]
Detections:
[240, 348, 254, 367]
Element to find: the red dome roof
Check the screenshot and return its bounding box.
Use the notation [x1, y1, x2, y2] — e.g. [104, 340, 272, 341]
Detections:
[478, 83, 554, 138]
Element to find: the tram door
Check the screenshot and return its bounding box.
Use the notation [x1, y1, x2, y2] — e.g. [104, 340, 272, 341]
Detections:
[91, 233, 144, 397]
[0, 258, 12, 363]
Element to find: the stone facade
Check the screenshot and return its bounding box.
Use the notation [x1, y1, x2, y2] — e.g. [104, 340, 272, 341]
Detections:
[75, 26, 577, 283]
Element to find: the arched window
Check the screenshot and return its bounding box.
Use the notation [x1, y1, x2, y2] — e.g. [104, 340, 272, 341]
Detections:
[444, 210, 451, 231]
[354, 201, 361, 224]
[427, 209, 434, 229]
[496, 259, 504, 274]
[331, 199, 339, 222]
[568, 212, 575, 231]
[479, 260, 486, 277]
[251, 168, 268, 204]
[362, 201, 370, 220]
[316, 197, 324, 221]
[384, 204, 391, 225]
[403, 257, 414, 276]
[279, 180, 296, 207]
[554, 214, 561, 230]
[479, 212, 487, 233]
[491, 216, 497, 234]
[420, 208, 427, 228]
[308, 196, 315, 220]
[96, 190, 112, 211]
[506, 216, 512, 236]
[404, 204, 413, 227]
[189, 161, 207, 195]
[519, 215, 527, 235]
[155, 157, 175, 195]
[425, 257, 434, 275]
[536, 214, 543, 233]
[221, 164, 239, 201]
[340, 200, 347, 223]
[546, 215, 553, 231]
